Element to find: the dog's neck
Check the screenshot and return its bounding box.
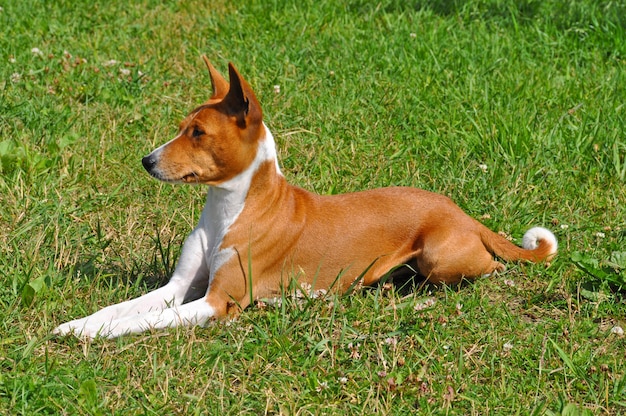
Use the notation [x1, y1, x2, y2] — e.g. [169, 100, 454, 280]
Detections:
[213, 123, 280, 188]
[201, 123, 280, 233]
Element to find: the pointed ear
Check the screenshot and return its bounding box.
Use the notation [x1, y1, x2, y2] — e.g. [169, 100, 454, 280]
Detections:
[202, 55, 229, 99]
[223, 63, 262, 127]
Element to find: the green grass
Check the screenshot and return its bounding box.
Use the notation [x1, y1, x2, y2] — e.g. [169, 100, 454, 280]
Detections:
[1, 0, 626, 414]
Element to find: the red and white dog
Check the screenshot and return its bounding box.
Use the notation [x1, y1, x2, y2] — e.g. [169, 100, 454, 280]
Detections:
[54, 57, 557, 339]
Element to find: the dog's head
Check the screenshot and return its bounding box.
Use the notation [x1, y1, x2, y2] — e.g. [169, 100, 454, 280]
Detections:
[142, 57, 265, 186]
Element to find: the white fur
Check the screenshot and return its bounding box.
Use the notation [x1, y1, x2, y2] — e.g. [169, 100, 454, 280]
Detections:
[522, 226, 558, 253]
[53, 124, 277, 339]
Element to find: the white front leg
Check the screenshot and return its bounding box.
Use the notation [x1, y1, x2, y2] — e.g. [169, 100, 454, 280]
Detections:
[75, 298, 217, 339]
[53, 225, 211, 338]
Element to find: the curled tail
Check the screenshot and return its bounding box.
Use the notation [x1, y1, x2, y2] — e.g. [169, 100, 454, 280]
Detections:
[481, 226, 557, 263]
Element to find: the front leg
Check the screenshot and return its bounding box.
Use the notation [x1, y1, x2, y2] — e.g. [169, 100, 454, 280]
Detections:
[75, 297, 218, 339]
[53, 225, 210, 338]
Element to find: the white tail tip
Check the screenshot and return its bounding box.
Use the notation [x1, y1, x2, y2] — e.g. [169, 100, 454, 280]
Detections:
[522, 227, 558, 254]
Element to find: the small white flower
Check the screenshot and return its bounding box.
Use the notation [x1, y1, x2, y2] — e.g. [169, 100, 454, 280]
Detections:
[414, 297, 436, 311]
[479, 163, 488, 173]
[443, 345, 450, 351]
[611, 326, 624, 336]
[273, 84, 280, 94]
[410, 33, 417, 38]
[10, 72, 21, 82]
[503, 342, 514, 352]
[31, 47, 43, 56]
[311, 288, 327, 299]
[338, 376, 348, 384]
[103, 59, 119, 67]
[384, 337, 397, 346]
[348, 342, 361, 359]
[119, 68, 131, 76]
[9, 56, 16, 63]
[316, 381, 328, 392]
[595, 232, 606, 238]
[560, 224, 569, 230]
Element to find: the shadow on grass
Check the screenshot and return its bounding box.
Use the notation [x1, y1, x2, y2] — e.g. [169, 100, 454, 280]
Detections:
[364, 262, 475, 299]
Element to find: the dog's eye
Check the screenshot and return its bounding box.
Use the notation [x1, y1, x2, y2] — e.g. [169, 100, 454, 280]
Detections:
[191, 127, 204, 138]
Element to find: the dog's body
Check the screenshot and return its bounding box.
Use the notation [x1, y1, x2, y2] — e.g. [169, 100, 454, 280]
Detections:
[54, 58, 557, 339]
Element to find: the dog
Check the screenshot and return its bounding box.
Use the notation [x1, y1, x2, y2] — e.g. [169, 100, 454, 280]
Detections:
[54, 57, 557, 339]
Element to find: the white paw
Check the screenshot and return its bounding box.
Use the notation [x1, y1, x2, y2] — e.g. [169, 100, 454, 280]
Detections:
[53, 319, 110, 340]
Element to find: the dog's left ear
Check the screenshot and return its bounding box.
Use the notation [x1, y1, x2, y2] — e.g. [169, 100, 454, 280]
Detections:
[223, 63, 262, 128]
[202, 56, 229, 99]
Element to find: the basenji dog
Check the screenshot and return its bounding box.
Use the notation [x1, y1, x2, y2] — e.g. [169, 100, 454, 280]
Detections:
[54, 57, 557, 339]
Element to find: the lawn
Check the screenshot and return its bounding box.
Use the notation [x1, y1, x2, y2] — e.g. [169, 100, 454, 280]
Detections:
[1, 0, 625, 414]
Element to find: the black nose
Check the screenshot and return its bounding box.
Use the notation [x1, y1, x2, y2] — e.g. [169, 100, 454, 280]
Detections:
[142, 155, 156, 172]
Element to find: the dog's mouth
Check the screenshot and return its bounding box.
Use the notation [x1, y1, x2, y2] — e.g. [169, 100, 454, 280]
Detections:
[145, 170, 199, 184]
[181, 172, 200, 183]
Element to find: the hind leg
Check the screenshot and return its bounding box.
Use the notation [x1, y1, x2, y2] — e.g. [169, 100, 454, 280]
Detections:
[417, 234, 504, 284]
